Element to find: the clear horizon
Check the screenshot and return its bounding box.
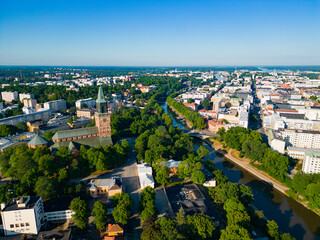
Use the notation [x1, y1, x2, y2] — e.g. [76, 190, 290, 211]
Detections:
[1, 0, 319, 66]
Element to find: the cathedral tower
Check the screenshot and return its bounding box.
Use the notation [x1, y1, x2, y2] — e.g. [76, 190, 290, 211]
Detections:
[95, 87, 111, 138]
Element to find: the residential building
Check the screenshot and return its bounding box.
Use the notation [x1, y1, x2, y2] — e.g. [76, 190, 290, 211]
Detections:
[303, 152, 320, 174]
[182, 102, 198, 111]
[1, 91, 18, 102]
[167, 160, 181, 176]
[75, 98, 96, 109]
[198, 110, 217, 118]
[1, 196, 44, 236]
[181, 91, 210, 103]
[217, 109, 239, 124]
[268, 130, 286, 154]
[76, 108, 95, 119]
[19, 93, 34, 102]
[281, 129, 320, 149]
[208, 119, 226, 133]
[137, 163, 155, 189]
[238, 111, 249, 129]
[23, 98, 37, 108]
[140, 85, 157, 93]
[87, 178, 122, 198]
[106, 224, 124, 237]
[287, 147, 320, 160]
[44, 99, 67, 112]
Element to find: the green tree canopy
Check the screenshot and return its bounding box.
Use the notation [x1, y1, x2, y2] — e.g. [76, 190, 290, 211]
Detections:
[93, 201, 107, 230]
[69, 198, 90, 230]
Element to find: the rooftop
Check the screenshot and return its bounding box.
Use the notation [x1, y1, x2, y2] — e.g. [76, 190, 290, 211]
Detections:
[50, 136, 112, 149]
[43, 196, 73, 212]
[88, 178, 121, 190]
[52, 126, 99, 140]
[2, 196, 41, 212]
[306, 152, 320, 158]
[28, 134, 48, 146]
[167, 160, 181, 168]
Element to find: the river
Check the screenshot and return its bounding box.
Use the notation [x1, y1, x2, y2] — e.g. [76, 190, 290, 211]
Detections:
[161, 102, 320, 240]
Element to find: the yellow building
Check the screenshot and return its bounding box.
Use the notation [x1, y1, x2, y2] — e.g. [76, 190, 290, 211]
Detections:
[87, 178, 122, 197]
[107, 224, 124, 237]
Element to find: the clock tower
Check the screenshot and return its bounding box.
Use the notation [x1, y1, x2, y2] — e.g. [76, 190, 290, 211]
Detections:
[95, 87, 111, 138]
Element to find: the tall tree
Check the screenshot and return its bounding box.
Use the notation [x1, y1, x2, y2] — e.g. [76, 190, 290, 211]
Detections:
[69, 198, 90, 230]
[93, 201, 107, 230]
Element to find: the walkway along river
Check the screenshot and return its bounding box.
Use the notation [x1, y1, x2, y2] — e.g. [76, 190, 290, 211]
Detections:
[161, 102, 320, 240]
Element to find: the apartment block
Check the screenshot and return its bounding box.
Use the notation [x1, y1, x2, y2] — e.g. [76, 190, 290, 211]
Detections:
[75, 98, 96, 109]
[44, 99, 67, 112]
[1, 91, 18, 102]
[19, 93, 35, 101]
[23, 98, 37, 108]
[281, 129, 320, 149]
[303, 152, 320, 174]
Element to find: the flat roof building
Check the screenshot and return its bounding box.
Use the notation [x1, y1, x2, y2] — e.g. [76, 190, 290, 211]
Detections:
[1, 196, 44, 236]
[137, 163, 154, 189]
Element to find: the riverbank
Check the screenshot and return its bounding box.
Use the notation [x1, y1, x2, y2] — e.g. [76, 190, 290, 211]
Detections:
[207, 138, 320, 217]
[166, 102, 193, 128]
[208, 138, 289, 194]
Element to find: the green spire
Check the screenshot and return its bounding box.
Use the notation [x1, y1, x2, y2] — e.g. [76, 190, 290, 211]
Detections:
[96, 87, 106, 104]
[96, 87, 108, 113]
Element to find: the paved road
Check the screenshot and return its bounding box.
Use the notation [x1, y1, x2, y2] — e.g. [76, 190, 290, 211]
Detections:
[99, 151, 141, 240]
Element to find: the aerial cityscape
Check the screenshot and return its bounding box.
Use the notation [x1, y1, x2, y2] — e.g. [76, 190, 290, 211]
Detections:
[0, 1, 320, 240]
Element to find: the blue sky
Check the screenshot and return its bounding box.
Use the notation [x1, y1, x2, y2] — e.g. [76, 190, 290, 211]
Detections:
[0, 0, 319, 66]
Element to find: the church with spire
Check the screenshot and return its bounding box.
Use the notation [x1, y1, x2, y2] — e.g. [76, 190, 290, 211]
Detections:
[49, 87, 112, 150]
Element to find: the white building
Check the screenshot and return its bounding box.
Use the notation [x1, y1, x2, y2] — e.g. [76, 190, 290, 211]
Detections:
[137, 163, 155, 189]
[270, 113, 285, 130]
[181, 91, 210, 103]
[238, 111, 249, 129]
[303, 152, 320, 174]
[1, 91, 18, 102]
[22, 107, 36, 114]
[75, 98, 96, 109]
[44, 74, 51, 78]
[287, 147, 320, 160]
[44, 100, 67, 112]
[1, 196, 44, 236]
[23, 98, 37, 108]
[19, 93, 34, 102]
[198, 110, 217, 118]
[281, 129, 320, 149]
[284, 118, 320, 131]
[268, 130, 286, 154]
[43, 197, 74, 222]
